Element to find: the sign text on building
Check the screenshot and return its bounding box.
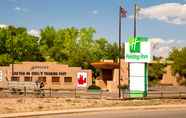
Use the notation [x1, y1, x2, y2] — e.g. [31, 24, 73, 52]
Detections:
[13, 71, 67, 76]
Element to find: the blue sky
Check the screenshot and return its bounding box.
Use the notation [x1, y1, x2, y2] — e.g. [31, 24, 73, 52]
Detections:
[0, 0, 186, 56]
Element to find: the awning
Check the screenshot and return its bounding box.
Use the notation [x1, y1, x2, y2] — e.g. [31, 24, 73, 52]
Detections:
[91, 62, 119, 69]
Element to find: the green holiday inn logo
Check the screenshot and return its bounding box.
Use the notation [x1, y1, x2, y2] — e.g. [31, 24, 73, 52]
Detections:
[128, 37, 148, 53]
[126, 36, 150, 62]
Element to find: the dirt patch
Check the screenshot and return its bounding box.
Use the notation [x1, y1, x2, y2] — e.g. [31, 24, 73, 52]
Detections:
[0, 98, 185, 114]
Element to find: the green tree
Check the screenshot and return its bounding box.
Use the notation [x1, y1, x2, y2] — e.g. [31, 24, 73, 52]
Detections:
[169, 48, 186, 77]
[40, 26, 56, 61]
[148, 62, 165, 86]
[94, 37, 109, 60]
[73, 27, 96, 68]
[0, 25, 122, 70]
[106, 42, 119, 63]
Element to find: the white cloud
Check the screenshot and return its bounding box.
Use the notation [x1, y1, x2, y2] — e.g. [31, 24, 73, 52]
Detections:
[150, 38, 186, 57]
[15, 6, 21, 11]
[14, 6, 28, 13]
[150, 38, 165, 45]
[157, 46, 170, 57]
[0, 24, 8, 28]
[92, 10, 99, 15]
[28, 29, 40, 38]
[139, 3, 186, 25]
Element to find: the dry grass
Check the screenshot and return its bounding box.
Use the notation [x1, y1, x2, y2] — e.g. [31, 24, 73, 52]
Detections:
[0, 98, 185, 114]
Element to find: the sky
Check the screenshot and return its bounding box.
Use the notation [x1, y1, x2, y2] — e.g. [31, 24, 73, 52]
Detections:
[0, 0, 186, 57]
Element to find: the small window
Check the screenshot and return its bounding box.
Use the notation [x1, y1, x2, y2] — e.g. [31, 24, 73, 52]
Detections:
[52, 77, 60, 83]
[38, 77, 46, 82]
[11, 77, 20, 81]
[64, 77, 72, 83]
[24, 77, 32, 82]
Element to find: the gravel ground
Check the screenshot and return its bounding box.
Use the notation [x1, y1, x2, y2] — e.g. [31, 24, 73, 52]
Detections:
[0, 98, 186, 114]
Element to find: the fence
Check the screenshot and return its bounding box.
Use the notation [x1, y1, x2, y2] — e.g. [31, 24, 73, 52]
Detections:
[1, 88, 186, 100]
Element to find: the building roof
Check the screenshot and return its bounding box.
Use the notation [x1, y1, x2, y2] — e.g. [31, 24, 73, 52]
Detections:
[150, 60, 174, 64]
[91, 62, 119, 69]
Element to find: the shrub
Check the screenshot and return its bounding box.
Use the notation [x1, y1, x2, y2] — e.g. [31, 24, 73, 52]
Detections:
[118, 85, 128, 90]
[88, 85, 101, 90]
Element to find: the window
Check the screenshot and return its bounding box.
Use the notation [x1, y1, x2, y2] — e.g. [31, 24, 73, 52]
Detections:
[64, 77, 72, 83]
[11, 77, 20, 81]
[52, 77, 60, 83]
[38, 77, 46, 82]
[24, 77, 32, 82]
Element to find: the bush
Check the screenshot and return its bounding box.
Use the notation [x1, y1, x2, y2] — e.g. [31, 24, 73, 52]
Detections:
[118, 85, 128, 90]
[149, 79, 160, 87]
[88, 85, 101, 90]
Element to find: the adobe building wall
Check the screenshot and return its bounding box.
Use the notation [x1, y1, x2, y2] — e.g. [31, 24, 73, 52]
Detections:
[160, 65, 178, 86]
[0, 62, 92, 90]
[94, 59, 129, 92]
[94, 60, 180, 92]
[0, 66, 9, 89]
[111, 60, 129, 92]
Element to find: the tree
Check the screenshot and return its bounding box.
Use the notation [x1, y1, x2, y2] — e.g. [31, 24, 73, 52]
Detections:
[40, 26, 56, 61]
[0, 25, 123, 70]
[0, 26, 44, 63]
[106, 42, 119, 63]
[0, 54, 12, 66]
[148, 62, 165, 86]
[94, 37, 109, 60]
[72, 27, 96, 68]
[169, 48, 186, 77]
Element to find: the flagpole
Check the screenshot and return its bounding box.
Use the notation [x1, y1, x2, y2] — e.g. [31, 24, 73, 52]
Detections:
[118, 6, 121, 99]
[128, 3, 137, 98]
[134, 4, 137, 38]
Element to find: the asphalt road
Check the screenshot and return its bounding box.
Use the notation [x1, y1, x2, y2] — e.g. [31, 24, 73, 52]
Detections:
[23, 108, 186, 118]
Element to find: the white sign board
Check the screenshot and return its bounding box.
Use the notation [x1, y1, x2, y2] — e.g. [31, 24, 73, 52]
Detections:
[129, 63, 145, 91]
[77, 72, 87, 88]
[130, 76, 145, 91]
[130, 63, 145, 77]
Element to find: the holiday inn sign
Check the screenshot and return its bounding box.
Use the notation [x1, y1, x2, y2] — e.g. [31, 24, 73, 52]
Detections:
[125, 36, 151, 63]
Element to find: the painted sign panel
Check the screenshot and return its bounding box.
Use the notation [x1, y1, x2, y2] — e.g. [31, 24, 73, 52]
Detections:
[130, 76, 145, 91]
[129, 63, 145, 91]
[129, 63, 148, 97]
[77, 72, 87, 88]
[0, 71, 2, 81]
[125, 37, 151, 62]
[130, 63, 145, 77]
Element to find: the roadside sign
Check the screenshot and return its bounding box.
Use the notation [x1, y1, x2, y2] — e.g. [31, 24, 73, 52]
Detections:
[77, 72, 87, 88]
[125, 37, 151, 62]
[129, 63, 148, 97]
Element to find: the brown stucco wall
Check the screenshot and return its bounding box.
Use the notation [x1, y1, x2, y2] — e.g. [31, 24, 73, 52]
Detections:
[0, 62, 92, 89]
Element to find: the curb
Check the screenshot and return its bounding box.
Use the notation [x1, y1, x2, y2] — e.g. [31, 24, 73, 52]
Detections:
[1, 105, 186, 118]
